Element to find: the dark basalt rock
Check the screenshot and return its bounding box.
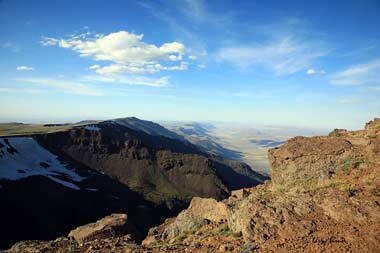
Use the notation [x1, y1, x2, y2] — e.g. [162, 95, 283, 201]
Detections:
[35, 123, 231, 203]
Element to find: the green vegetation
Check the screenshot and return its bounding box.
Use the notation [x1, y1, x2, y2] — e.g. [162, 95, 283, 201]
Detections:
[339, 155, 367, 172]
[168, 223, 234, 248]
[239, 243, 259, 253]
[172, 233, 189, 245]
[332, 182, 357, 195]
[278, 176, 359, 196]
[369, 188, 380, 196]
[0, 122, 99, 137]
[213, 223, 233, 236]
[199, 223, 233, 239]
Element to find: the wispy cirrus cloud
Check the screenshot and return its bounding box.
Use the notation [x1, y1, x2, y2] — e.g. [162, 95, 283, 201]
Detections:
[0, 87, 43, 94]
[17, 65, 34, 71]
[16, 77, 103, 96]
[336, 98, 360, 104]
[0, 42, 20, 52]
[82, 75, 170, 87]
[369, 86, 380, 91]
[216, 36, 327, 75]
[137, 0, 211, 64]
[94, 62, 188, 75]
[330, 60, 380, 86]
[41, 30, 190, 76]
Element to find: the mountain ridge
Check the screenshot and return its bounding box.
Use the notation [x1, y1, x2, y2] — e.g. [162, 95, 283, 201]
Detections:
[0, 117, 267, 249]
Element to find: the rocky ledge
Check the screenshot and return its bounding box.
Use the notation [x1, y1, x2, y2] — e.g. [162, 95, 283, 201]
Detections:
[5, 118, 380, 253]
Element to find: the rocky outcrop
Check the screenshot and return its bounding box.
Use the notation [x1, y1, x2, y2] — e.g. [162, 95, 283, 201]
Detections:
[269, 117, 380, 192]
[68, 214, 140, 244]
[138, 118, 380, 252]
[268, 136, 353, 190]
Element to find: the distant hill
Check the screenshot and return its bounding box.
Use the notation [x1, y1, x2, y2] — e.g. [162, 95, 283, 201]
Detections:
[109, 117, 186, 141]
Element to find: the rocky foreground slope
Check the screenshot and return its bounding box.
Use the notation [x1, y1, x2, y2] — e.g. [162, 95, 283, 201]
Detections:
[5, 118, 380, 253]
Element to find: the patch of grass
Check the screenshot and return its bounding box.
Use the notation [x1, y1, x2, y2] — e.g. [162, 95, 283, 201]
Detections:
[239, 243, 259, 253]
[214, 223, 233, 236]
[288, 179, 321, 194]
[0, 122, 100, 137]
[189, 240, 201, 248]
[271, 183, 287, 194]
[364, 179, 372, 186]
[340, 155, 367, 172]
[342, 185, 357, 196]
[173, 233, 188, 245]
[369, 188, 380, 196]
[199, 223, 233, 240]
[327, 181, 357, 195]
[289, 178, 359, 196]
[169, 229, 198, 246]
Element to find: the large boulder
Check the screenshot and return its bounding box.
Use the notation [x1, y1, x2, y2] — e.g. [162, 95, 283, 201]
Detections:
[162, 197, 229, 239]
[268, 136, 353, 190]
[68, 213, 140, 244]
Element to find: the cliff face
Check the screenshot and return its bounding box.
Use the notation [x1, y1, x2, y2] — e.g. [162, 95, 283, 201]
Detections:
[36, 122, 230, 203]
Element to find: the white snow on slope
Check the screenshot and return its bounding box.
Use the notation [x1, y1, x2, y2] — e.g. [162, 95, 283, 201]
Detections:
[85, 188, 99, 192]
[83, 125, 101, 131]
[0, 137, 84, 190]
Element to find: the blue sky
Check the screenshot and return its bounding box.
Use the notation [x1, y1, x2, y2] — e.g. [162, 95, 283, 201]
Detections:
[0, 0, 379, 129]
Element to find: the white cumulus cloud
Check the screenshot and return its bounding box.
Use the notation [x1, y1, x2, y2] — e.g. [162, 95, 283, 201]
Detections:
[306, 68, 326, 75]
[41, 30, 189, 75]
[88, 64, 100, 70]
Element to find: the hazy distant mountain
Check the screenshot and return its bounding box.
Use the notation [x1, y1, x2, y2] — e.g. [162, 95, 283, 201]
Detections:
[250, 139, 286, 148]
[162, 122, 244, 160]
[162, 121, 328, 175]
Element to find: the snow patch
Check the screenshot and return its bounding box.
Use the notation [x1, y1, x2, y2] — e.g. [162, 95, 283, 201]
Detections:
[0, 137, 84, 190]
[48, 176, 81, 190]
[85, 188, 99, 192]
[83, 125, 101, 131]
